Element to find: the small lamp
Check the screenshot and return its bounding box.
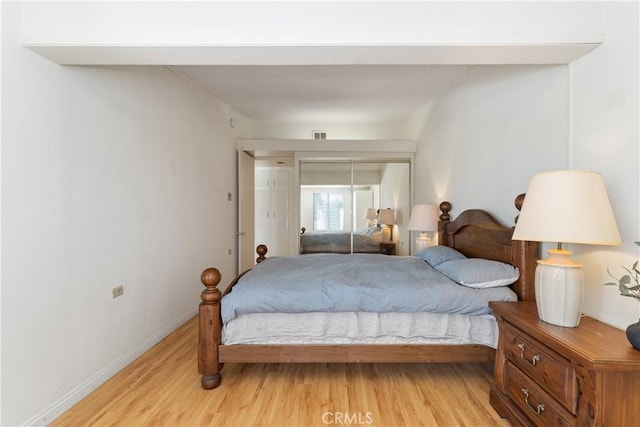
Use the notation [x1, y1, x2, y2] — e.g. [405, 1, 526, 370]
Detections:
[364, 208, 377, 227]
[512, 170, 621, 327]
[407, 204, 439, 252]
[377, 208, 395, 242]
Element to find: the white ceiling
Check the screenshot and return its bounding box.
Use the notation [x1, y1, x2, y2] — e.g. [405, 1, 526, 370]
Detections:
[170, 64, 476, 123]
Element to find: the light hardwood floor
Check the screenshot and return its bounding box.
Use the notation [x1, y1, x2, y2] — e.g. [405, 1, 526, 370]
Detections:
[52, 317, 510, 426]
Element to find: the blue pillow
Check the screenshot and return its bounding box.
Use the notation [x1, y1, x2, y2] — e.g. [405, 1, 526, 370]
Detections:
[363, 226, 381, 235]
[415, 246, 466, 267]
[435, 258, 520, 289]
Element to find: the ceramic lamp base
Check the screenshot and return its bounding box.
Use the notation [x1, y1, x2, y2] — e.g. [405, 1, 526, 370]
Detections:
[535, 249, 584, 327]
[381, 225, 392, 242]
[415, 232, 432, 252]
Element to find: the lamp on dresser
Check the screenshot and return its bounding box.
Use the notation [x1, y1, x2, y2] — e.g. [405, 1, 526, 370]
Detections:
[377, 208, 395, 242]
[512, 170, 621, 327]
[364, 208, 377, 227]
[407, 204, 439, 252]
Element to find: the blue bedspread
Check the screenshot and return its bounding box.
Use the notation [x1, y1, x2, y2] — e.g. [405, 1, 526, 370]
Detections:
[221, 254, 517, 323]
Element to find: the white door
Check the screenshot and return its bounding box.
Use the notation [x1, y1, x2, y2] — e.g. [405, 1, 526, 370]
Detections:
[270, 186, 290, 256]
[253, 170, 271, 251]
[238, 151, 255, 274]
[253, 167, 291, 257]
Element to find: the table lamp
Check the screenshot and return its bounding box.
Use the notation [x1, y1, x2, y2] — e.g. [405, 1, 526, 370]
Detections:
[364, 208, 377, 227]
[512, 170, 621, 327]
[377, 208, 395, 242]
[407, 204, 439, 251]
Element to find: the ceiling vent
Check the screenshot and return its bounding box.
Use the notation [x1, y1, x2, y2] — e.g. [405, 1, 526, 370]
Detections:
[312, 130, 327, 140]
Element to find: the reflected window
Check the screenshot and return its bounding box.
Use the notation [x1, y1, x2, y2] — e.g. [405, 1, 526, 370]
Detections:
[313, 192, 344, 230]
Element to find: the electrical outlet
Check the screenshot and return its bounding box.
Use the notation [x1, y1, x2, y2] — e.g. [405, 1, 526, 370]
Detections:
[112, 285, 124, 299]
[228, 248, 232, 255]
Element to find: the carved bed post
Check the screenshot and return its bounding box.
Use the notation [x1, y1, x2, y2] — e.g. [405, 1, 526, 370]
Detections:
[256, 244, 268, 263]
[512, 193, 539, 301]
[438, 201, 452, 246]
[199, 268, 222, 389]
[514, 193, 526, 224]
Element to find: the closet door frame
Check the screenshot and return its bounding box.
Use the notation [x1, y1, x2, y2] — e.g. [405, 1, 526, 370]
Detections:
[237, 139, 416, 263]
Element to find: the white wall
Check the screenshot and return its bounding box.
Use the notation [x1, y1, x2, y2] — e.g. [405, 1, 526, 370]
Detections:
[251, 121, 413, 140]
[1, 3, 246, 425]
[570, 2, 639, 328]
[0, 3, 4, 422]
[415, 64, 569, 221]
[416, 2, 639, 329]
[379, 163, 411, 256]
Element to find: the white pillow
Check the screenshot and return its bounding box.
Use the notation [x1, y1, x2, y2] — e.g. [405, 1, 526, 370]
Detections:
[435, 258, 520, 289]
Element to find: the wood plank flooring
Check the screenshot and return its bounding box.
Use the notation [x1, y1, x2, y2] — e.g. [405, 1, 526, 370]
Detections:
[52, 316, 510, 426]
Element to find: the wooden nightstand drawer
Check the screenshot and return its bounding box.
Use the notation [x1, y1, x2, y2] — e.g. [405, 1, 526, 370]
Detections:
[503, 322, 578, 414]
[379, 242, 396, 255]
[491, 302, 640, 427]
[506, 362, 575, 427]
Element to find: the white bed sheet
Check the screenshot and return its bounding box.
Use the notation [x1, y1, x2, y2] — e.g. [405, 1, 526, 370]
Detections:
[222, 311, 499, 348]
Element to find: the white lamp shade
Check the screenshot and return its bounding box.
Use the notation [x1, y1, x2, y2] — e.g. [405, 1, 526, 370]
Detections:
[377, 209, 395, 225]
[513, 170, 621, 245]
[407, 204, 438, 231]
[514, 170, 620, 328]
[364, 208, 377, 220]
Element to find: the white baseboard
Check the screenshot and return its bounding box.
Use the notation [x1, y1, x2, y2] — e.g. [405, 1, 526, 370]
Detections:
[23, 309, 197, 427]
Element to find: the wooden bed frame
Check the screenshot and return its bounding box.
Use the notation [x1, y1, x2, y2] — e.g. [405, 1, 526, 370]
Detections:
[198, 196, 539, 389]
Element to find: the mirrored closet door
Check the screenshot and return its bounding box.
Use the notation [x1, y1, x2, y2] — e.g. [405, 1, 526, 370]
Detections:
[298, 160, 410, 256]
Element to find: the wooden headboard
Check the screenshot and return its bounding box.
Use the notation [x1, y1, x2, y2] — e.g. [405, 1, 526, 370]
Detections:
[437, 195, 539, 301]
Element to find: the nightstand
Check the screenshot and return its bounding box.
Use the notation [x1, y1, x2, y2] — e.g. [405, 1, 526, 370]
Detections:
[489, 301, 640, 426]
[379, 242, 396, 255]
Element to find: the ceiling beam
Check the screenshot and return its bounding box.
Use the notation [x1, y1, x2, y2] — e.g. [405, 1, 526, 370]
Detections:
[26, 42, 601, 66]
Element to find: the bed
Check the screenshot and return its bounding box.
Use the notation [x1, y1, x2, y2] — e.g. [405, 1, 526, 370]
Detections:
[299, 226, 382, 253]
[198, 196, 539, 389]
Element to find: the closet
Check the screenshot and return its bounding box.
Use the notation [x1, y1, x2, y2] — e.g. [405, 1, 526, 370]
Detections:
[254, 166, 293, 257]
[298, 160, 410, 255]
[236, 139, 416, 272]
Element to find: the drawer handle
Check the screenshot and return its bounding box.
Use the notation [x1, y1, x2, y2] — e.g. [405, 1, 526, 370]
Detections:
[521, 388, 545, 415]
[517, 343, 540, 366]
